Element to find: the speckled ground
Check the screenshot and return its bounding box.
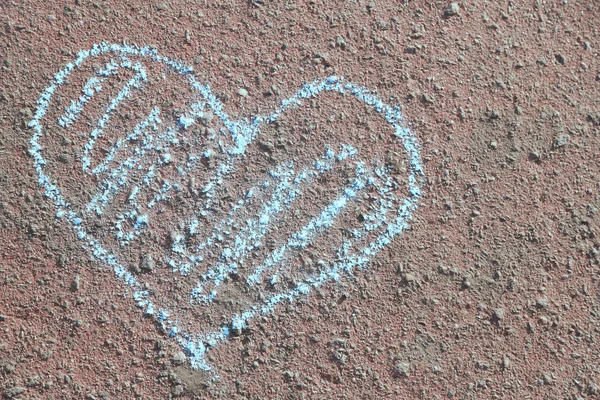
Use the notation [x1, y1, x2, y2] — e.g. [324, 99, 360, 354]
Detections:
[1, 1, 599, 399]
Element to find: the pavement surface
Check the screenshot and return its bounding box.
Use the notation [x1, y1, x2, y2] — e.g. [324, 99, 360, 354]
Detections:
[1, 1, 599, 399]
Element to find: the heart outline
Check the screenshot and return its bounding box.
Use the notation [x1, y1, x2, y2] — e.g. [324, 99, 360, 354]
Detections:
[28, 43, 424, 375]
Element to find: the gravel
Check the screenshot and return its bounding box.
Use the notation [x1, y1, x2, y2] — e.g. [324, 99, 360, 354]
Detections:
[1, 1, 598, 399]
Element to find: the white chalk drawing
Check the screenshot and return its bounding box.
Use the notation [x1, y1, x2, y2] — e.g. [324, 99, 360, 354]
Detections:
[28, 43, 424, 375]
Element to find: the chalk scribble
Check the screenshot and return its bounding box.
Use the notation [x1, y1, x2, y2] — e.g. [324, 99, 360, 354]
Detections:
[29, 43, 424, 375]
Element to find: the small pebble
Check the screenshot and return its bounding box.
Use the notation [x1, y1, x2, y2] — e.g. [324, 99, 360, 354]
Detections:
[178, 115, 194, 130]
[58, 153, 72, 163]
[394, 362, 410, 376]
[200, 111, 214, 125]
[237, 88, 248, 97]
[529, 152, 540, 162]
[422, 93, 435, 104]
[71, 274, 81, 291]
[493, 308, 504, 320]
[171, 351, 186, 365]
[140, 254, 154, 273]
[336, 35, 347, 50]
[443, 3, 460, 17]
[4, 386, 26, 398]
[283, 370, 294, 380]
[535, 297, 548, 308]
[553, 134, 569, 149]
[171, 385, 184, 397]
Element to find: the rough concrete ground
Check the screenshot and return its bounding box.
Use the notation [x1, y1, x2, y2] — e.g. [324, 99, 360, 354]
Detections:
[1, 1, 599, 399]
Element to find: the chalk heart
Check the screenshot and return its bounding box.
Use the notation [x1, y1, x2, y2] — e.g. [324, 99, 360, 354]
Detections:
[29, 43, 424, 374]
